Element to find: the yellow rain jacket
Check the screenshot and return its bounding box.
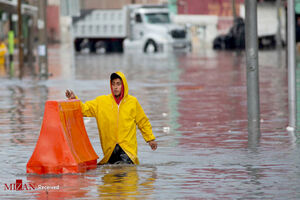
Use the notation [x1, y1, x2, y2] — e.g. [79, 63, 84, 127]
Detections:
[78, 71, 155, 164]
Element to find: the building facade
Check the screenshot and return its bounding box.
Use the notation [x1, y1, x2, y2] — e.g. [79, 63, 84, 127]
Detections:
[81, 0, 168, 9]
[177, 0, 244, 16]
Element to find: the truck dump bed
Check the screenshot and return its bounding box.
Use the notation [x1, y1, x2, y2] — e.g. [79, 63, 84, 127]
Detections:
[72, 8, 128, 39]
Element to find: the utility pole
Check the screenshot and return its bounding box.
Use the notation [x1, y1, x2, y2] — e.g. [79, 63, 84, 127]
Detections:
[231, 0, 237, 20]
[245, 0, 260, 140]
[27, 17, 35, 74]
[17, 0, 23, 78]
[276, 0, 282, 48]
[287, 0, 296, 130]
[38, 0, 48, 78]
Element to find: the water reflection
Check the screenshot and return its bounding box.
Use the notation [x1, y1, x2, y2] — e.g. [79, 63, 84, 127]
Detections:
[8, 85, 25, 135]
[97, 165, 156, 199]
[9, 61, 15, 78]
[0, 63, 6, 77]
[4, 83, 49, 145]
[27, 174, 94, 199]
[176, 51, 248, 150]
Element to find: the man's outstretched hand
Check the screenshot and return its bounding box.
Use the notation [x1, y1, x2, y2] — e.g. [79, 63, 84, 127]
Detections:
[65, 90, 76, 100]
[148, 140, 157, 151]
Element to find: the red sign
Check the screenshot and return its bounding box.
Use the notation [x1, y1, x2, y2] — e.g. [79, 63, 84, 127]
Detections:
[4, 179, 35, 191]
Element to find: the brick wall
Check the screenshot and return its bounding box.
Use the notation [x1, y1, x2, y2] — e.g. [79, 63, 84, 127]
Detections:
[177, 0, 244, 16]
[47, 5, 60, 42]
[82, 0, 167, 9]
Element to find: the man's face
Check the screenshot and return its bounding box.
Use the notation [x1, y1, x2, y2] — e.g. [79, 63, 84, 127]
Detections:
[111, 78, 122, 97]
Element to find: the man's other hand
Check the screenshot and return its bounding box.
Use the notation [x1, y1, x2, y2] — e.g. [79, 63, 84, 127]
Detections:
[65, 89, 76, 100]
[148, 140, 157, 151]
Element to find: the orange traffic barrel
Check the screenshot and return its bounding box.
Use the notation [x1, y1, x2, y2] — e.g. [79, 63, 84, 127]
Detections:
[26, 100, 98, 174]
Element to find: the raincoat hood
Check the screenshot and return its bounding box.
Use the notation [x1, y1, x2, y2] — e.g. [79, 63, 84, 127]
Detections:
[110, 71, 128, 104]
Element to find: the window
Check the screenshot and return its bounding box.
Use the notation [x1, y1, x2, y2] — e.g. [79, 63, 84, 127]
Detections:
[144, 13, 170, 24]
[111, 25, 115, 33]
[135, 13, 142, 23]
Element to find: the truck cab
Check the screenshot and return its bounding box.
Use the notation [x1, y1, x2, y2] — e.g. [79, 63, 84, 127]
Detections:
[124, 5, 191, 53]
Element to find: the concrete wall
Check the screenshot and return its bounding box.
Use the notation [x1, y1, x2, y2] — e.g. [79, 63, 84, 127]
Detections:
[173, 15, 218, 49]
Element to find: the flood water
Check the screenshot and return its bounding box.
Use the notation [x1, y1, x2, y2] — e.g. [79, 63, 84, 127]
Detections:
[1, 44, 300, 199]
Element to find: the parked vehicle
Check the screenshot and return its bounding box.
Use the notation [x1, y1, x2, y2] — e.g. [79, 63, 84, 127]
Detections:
[72, 4, 191, 53]
[213, 2, 286, 50]
[213, 17, 245, 50]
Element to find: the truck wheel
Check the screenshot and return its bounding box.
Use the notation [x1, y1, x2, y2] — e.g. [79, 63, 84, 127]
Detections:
[95, 41, 107, 54]
[89, 41, 96, 53]
[75, 40, 82, 52]
[144, 40, 158, 53]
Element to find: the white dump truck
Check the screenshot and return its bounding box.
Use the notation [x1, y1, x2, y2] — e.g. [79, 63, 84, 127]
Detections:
[72, 4, 191, 53]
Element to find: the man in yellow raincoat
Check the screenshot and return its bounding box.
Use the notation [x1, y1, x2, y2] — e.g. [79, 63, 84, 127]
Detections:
[66, 71, 157, 164]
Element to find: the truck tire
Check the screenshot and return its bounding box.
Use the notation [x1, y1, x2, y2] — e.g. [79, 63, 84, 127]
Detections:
[144, 40, 158, 53]
[95, 41, 107, 54]
[89, 41, 96, 53]
[75, 40, 82, 52]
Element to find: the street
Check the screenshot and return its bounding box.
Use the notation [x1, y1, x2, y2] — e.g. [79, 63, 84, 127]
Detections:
[0, 45, 300, 199]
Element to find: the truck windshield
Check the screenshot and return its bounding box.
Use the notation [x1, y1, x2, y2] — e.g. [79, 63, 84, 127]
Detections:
[144, 13, 170, 24]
